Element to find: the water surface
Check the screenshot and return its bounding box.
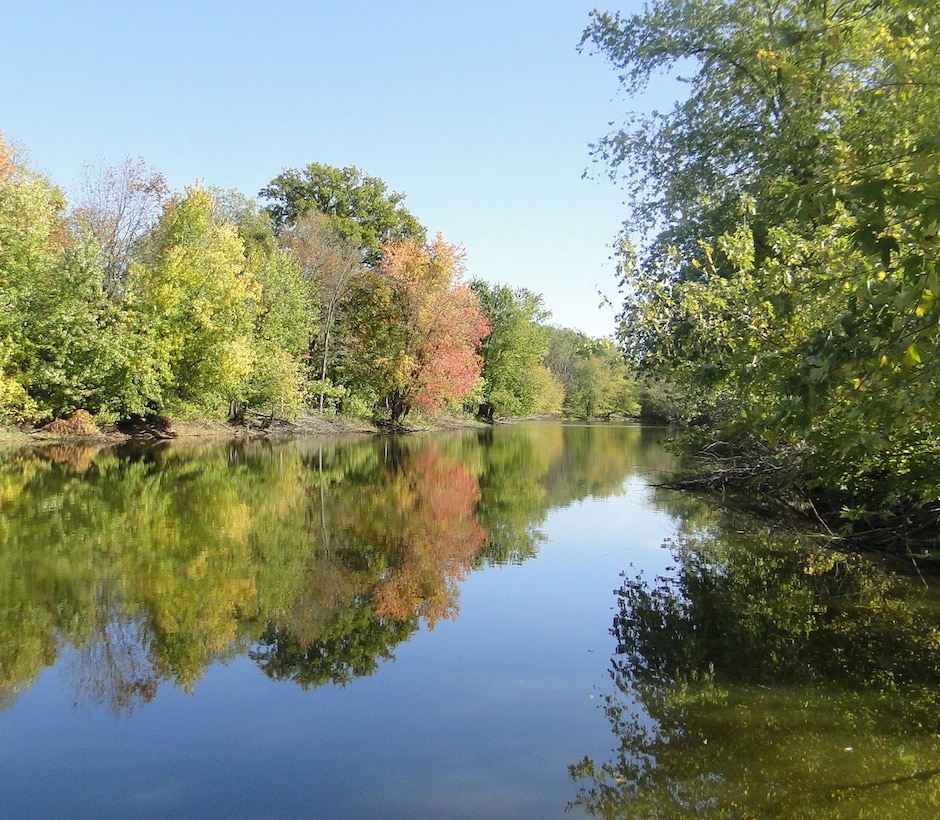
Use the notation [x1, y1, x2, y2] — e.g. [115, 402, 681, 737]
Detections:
[1, 423, 938, 818]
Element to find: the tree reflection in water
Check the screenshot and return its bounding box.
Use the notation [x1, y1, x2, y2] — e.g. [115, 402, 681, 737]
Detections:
[66, 592, 159, 716]
[0, 423, 666, 711]
[569, 512, 940, 818]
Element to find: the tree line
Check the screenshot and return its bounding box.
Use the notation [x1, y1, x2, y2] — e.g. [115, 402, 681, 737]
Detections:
[583, 0, 940, 540]
[0, 139, 640, 427]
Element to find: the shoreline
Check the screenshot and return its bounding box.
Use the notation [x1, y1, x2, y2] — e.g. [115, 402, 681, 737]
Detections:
[0, 412, 644, 450]
[0, 412, 491, 449]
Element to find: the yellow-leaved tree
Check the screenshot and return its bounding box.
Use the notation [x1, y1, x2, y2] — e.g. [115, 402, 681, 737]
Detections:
[123, 187, 258, 416]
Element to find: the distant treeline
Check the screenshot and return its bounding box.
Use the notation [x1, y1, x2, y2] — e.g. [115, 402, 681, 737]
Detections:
[0, 138, 641, 426]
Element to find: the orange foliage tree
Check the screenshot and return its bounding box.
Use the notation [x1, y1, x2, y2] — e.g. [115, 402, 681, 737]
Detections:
[346, 234, 490, 421]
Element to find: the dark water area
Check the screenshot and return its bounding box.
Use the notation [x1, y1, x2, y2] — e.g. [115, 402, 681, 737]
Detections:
[1, 423, 939, 818]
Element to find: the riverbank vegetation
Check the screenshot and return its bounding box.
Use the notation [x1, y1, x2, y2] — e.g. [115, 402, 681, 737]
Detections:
[582, 0, 940, 547]
[0, 139, 641, 433]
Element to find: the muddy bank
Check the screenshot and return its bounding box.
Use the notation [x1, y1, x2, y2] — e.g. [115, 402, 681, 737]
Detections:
[1, 410, 487, 447]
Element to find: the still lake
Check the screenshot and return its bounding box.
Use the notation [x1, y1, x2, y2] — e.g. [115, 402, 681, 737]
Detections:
[1, 422, 940, 818]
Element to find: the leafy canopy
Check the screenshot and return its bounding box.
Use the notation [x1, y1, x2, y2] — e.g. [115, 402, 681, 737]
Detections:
[259, 163, 425, 267]
[584, 0, 940, 513]
[471, 281, 561, 418]
[345, 235, 489, 422]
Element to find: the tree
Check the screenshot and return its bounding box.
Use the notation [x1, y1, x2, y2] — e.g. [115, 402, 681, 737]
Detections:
[123, 187, 257, 415]
[259, 163, 426, 266]
[544, 326, 584, 394]
[243, 249, 313, 418]
[563, 339, 641, 419]
[345, 235, 490, 422]
[69, 156, 169, 292]
[0, 140, 65, 421]
[471, 281, 562, 419]
[209, 189, 315, 418]
[278, 212, 362, 412]
[583, 0, 940, 520]
[0, 134, 123, 421]
[208, 186, 277, 254]
[543, 328, 639, 418]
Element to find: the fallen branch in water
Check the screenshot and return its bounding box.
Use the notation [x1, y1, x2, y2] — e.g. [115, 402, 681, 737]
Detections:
[240, 408, 300, 432]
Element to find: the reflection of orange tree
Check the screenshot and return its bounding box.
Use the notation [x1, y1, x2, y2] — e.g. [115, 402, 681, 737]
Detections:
[252, 439, 488, 687]
[288, 439, 487, 631]
[371, 446, 487, 628]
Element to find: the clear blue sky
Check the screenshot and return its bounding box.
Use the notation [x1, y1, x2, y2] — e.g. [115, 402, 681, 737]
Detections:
[3, 1, 661, 337]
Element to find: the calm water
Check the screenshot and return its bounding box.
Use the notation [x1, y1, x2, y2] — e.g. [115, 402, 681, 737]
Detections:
[1, 422, 939, 818]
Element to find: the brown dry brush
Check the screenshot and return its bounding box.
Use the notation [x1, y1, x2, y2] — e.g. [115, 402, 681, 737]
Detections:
[658, 441, 940, 560]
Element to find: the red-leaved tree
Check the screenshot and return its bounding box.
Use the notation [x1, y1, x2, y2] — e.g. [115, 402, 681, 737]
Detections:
[348, 234, 490, 421]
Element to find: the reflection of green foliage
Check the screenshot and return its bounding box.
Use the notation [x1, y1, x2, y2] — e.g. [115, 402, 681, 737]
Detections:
[546, 424, 677, 509]
[0, 440, 325, 701]
[0, 422, 666, 710]
[0, 599, 57, 707]
[474, 425, 555, 565]
[570, 511, 940, 817]
[251, 603, 416, 689]
[476, 423, 679, 566]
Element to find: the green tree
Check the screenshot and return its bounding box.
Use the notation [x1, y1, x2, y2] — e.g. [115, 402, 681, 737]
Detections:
[123, 187, 258, 416]
[278, 212, 362, 412]
[564, 339, 641, 419]
[244, 249, 313, 418]
[0, 135, 124, 422]
[471, 281, 562, 419]
[544, 326, 584, 395]
[544, 327, 639, 418]
[584, 0, 940, 521]
[208, 186, 277, 254]
[210, 189, 316, 418]
[259, 163, 425, 266]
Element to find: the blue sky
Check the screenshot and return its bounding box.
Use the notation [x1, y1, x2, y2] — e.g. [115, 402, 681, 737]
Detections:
[2, 1, 663, 337]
